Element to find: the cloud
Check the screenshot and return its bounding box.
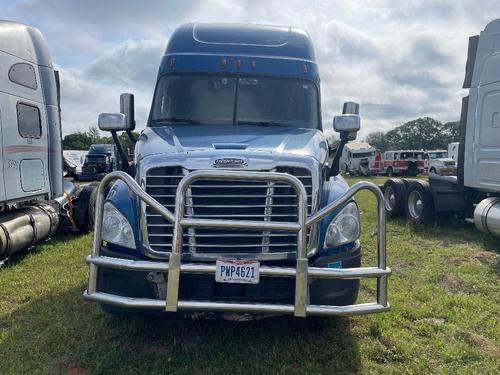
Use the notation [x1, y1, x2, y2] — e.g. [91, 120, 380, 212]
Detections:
[4, 0, 499, 137]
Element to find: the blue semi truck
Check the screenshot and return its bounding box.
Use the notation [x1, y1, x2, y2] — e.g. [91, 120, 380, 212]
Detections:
[79, 144, 117, 181]
[84, 23, 390, 318]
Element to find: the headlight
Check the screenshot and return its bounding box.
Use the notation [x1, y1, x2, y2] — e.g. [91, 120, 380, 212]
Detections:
[323, 202, 360, 248]
[101, 202, 136, 249]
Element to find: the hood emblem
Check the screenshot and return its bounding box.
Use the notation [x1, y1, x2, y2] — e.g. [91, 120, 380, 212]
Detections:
[212, 157, 248, 168]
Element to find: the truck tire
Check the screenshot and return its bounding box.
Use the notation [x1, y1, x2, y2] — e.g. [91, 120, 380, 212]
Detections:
[406, 161, 418, 176]
[401, 178, 418, 189]
[73, 184, 97, 232]
[429, 167, 437, 174]
[405, 181, 434, 225]
[387, 167, 394, 177]
[88, 184, 98, 230]
[383, 179, 406, 217]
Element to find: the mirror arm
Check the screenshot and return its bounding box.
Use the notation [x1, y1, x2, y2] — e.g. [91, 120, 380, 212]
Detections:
[111, 130, 130, 175]
[126, 130, 137, 144]
[328, 131, 349, 178]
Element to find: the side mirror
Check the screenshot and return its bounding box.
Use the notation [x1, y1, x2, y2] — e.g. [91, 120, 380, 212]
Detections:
[327, 102, 361, 178]
[333, 114, 360, 133]
[120, 93, 136, 131]
[98, 113, 126, 131]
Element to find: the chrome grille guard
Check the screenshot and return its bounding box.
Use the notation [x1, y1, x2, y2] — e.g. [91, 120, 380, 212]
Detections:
[84, 170, 391, 317]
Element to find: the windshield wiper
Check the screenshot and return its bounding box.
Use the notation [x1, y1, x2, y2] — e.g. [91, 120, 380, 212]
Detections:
[153, 117, 202, 125]
[238, 120, 290, 127]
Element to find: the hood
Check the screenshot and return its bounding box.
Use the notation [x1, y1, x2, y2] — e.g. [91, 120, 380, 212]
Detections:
[136, 124, 328, 163]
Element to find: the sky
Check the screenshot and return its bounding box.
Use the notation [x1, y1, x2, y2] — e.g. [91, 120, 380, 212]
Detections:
[2, 0, 499, 137]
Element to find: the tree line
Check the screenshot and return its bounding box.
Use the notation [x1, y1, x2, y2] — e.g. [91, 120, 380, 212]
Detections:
[365, 117, 460, 152]
[63, 126, 139, 154]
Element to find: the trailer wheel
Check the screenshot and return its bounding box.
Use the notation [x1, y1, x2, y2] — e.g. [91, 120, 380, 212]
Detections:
[387, 167, 394, 177]
[405, 181, 434, 225]
[383, 179, 406, 217]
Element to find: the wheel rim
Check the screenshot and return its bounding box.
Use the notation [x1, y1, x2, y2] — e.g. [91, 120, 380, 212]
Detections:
[408, 190, 423, 219]
[384, 186, 396, 211]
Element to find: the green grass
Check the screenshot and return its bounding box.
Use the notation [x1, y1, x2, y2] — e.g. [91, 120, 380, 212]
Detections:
[0, 176, 499, 374]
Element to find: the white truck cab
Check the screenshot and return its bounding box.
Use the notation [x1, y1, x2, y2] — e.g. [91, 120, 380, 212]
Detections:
[340, 142, 376, 176]
[0, 21, 95, 260]
[425, 150, 456, 175]
[383, 18, 500, 238]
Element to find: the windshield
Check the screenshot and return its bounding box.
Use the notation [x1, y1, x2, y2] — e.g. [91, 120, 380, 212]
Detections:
[85, 155, 106, 164]
[400, 152, 424, 160]
[352, 151, 375, 158]
[151, 74, 319, 129]
[429, 151, 448, 159]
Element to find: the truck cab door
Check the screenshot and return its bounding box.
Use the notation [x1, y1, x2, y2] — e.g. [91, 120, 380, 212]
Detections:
[0, 108, 5, 203]
[0, 53, 49, 203]
[474, 76, 500, 190]
[468, 22, 500, 191]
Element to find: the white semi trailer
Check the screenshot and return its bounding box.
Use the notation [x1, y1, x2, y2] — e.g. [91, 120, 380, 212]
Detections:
[383, 18, 500, 238]
[0, 21, 95, 260]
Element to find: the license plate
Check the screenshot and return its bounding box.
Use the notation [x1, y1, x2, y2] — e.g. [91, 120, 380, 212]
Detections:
[215, 259, 260, 284]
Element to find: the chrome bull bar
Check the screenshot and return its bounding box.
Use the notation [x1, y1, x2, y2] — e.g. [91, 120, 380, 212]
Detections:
[84, 170, 391, 317]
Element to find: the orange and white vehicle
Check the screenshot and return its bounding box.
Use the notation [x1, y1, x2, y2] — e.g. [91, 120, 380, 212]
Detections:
[375, 150, 425, 176]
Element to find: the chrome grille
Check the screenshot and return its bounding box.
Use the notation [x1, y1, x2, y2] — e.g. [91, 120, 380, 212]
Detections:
[145, 166, 314, 255]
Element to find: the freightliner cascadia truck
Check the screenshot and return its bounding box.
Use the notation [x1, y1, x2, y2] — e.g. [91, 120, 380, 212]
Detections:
[0, 21, 96, 261]
[84, 23, 390, 318]
[383, 18, 500, 236]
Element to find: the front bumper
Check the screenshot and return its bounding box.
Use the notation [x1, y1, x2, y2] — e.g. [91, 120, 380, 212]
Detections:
[437, 167, 457, 176]
[86, 242, 363, 311]
[84, 171, 391, 317]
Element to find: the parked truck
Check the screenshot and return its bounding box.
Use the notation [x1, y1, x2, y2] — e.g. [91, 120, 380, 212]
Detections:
[424, 150, 456, 175]
[383, 18, 500, 236]
[63, 150, 88, 174]
[0, 21, 95, 260]
[340, 142, 376, 176]
[374, 150, 425, 176]
[84, 23, 390, 318]
[79, 144, 117, 181]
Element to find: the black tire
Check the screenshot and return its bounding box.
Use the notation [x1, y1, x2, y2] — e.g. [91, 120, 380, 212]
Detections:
[406, 161, 418, 176]
[88, 184, 98, 230]
[429, 167, 437, 175]
[72, 184, 97, 232]
[383, 178, 406, 217]
[405, 181, 435, 225]
[401, 178, 419, 189]
[387, 167, 394, 177]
